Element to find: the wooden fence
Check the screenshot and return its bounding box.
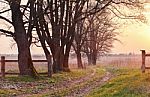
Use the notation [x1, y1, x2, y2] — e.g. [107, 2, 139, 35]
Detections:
[141, 50, 150, 73]
[0, 56, 48, 78]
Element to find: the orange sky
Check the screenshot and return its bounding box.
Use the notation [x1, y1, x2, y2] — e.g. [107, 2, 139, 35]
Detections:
[112, 3, 150, 54]
[0, 2, 150, 54]
[1, 23, 150, 54]
[112, 24, 150, 54]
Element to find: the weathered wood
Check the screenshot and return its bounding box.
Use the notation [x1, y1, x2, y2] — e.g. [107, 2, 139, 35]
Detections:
[145, 67, 150, 69]
[0, 72, 48, 75]
[32, 60, 47, 62]
[141, 50, 146, 73]
[3, 60, 18, 62]
[0, 60, 47, 62]
[1, 56, 5, 78]
[145, 54, 150, 56]
[139, 50, 150, 73]
[0, 56, 48, 77]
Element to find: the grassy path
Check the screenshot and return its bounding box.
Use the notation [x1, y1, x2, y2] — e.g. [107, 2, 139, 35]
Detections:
[28, 67, 150, 97]
[3, 66, 149, 97]
[65, 72, 112, 97]
[0, 66, 109, 97]
[26, 66, 110, 97]
[21, 67, 97, 97]
[0, 68, 92, 97]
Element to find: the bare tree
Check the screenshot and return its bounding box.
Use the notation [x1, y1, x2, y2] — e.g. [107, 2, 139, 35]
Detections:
[0, 0, 145, 77]
[31, 0, 115, 72]
[73, 20, 87, 68]
[84, 11, 118, 65]
[73, 0, 145, 66]
[0, 0, 38, 77]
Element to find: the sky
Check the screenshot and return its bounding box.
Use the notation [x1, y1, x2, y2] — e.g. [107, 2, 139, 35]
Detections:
[112, 23, 150, 54]
[112, 3, 150, 54]
[1, 1, 150, 54]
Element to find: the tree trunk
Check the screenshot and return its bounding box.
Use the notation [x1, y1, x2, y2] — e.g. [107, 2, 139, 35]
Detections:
[63, 43, 72, 72]
[76, 50, 83, 69]
[87, 52, 97, 65]
[52, 46, 61, 73]
[27, 51, 38, 77]
[47, 54, 52, 77]
[59, 47, 64, 70]
[17, 33, 37, 76]
[86, 52, 97, 65]
[63, 54, 70, 72]
[87, 53, 92, 65]
[10, 0, 37, 77]
[91, 53, 97, 65]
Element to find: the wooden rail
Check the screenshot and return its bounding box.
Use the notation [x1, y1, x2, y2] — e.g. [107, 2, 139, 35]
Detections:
[0, 56, 48, 78]
[1, 56, 5, 78]
[1, 60, 47, 62]
[141, 50, 150, 73]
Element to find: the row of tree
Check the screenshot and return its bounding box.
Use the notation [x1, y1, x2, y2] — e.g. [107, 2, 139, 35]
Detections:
[0, 0, 144, 78]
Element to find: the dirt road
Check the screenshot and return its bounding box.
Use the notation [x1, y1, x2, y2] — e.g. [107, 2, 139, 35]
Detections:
[16, 68, 113, 97]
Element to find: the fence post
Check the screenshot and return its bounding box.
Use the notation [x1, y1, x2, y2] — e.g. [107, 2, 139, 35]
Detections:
[1, 56, 5, 78]
[141, 50, 145, 73]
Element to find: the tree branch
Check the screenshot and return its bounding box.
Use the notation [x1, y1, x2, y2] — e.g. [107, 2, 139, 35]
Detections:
[0, 29, 14, 37]
[0, 9, 11, 14]
[0, 15, 13, 25]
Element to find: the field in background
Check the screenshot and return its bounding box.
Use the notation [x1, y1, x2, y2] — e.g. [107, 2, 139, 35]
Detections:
[98, 55, 143, 68]
[0, 54, 47, 73]
[1, 54, 150, 73]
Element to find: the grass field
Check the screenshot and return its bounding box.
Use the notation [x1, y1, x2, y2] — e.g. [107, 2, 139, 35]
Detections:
[87, 67, 150, 97]
[1, 55, 150, 97]
[1, 66, 150, 97]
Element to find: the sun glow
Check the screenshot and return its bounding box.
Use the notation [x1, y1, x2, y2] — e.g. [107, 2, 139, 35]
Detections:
[112, 3, 150, 54]
[112, 21, 150, 54]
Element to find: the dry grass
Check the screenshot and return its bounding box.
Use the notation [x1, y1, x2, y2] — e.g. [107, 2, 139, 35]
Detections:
[98, 55, 150, 69]
[1, 54, 148, 74]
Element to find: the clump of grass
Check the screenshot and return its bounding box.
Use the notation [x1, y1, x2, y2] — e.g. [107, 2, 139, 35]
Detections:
[0, 89, 20, 97]
[5, 75, 37, 82]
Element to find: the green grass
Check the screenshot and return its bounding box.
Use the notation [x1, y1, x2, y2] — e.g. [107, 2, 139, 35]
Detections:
[0, 89, 20, 97]
[87, 68, 150, 97]
[3, 66, 150, 97]
[5, 75, 37, 82]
